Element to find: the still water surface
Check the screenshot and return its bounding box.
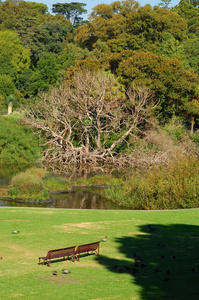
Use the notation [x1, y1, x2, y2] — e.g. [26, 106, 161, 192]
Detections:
[0, 167, 127, 210]
[0, 188, 127, 210]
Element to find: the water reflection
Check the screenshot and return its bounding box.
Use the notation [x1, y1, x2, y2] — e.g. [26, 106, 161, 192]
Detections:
[0, 188, 127, 210]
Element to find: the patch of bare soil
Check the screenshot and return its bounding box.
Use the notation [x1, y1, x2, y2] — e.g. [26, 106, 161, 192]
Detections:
[49, 275, 84, 285]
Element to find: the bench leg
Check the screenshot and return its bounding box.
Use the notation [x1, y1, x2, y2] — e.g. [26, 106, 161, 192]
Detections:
[47, 259, 51, 267]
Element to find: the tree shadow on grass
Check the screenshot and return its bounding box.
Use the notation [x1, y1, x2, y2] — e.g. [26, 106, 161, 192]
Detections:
[96, 224, 199, 300]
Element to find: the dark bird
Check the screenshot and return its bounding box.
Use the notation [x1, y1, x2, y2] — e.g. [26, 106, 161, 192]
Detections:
[155, 269, 161, 273]
[158, 243, 165, 248]
[11, 230, 20, 234]
[131, 268, 139, 275]
[53, 271, 57, 276]
[191, 268, 195, 273]
[163, 277, 170, 282]
[101, 236, 107, 242]
[134, 262, 140, 267]
[134, 253, 143, 263]
[118, 268, 124, 273]
[111, 265, 119, 270]
[62, 269, 71, 274]
[148, 225, 156, 232]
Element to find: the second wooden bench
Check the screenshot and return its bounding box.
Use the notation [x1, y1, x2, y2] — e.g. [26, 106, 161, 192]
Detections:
[74, 241, 100, 261]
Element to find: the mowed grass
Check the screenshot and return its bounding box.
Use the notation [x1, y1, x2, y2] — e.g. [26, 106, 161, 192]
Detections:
[1, 208, 199, 300]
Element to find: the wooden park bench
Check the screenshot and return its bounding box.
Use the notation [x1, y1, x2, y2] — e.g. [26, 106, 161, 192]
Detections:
[38, 245, 76, 267]
[74, 241, 100, 262]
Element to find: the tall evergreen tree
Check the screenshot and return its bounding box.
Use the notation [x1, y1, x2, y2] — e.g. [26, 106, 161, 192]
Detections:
[52, 2, 87, 26]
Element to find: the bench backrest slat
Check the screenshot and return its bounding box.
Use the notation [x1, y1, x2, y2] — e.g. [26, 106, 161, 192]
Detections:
[76, 242, 100, 255]
[47, 246, 76, 259]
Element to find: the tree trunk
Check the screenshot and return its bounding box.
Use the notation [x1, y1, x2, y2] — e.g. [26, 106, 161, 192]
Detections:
[7, 102, 13, 115]
[190, 116, 194, 134]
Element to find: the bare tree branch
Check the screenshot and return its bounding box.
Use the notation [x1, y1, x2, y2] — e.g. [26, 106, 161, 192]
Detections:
[23, 72, 155, 174]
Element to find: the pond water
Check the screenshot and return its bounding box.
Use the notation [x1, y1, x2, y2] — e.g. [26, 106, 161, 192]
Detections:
[0, 167, 127, 210]
[0, 188, 127, 210]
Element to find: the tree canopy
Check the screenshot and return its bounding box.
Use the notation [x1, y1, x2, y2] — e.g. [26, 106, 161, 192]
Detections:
[1, 0, 199, 173]
[52, 2, 87, 26]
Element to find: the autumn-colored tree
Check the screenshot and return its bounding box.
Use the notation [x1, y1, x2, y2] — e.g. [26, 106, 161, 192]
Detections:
[0, 0, 48, 47]
[75, 0, 187, 54]
[116, 51, 199, 119]
[65, 59, 102, 83]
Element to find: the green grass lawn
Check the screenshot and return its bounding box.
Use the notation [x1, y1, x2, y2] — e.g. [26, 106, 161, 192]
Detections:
[1, 207, 199, 300]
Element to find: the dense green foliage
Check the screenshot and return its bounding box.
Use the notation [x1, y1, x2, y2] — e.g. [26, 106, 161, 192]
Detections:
[0, 0, 198, 121]
[0, 115, 41, 167]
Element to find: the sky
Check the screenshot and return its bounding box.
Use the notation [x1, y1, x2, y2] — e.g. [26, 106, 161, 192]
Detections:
[29, 0, 180, 16]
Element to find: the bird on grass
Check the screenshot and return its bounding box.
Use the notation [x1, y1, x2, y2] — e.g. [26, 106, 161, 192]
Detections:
[134, 253, 143, 263]
[155, 269, 161, 273]
[191, 268, 196, 273]
[131, 268, 139, 275]
[0, 257, 2, 260]
[11, 230, 20, 234]
[101, 236, 107, 242]
[111, 265, 119, 270]
[118, 268, 125, 273]
[62, 269, 71, 274]
[163, 277, 170, 282]
[158, 243, 165, 248]
[53, 271, 57, 276]
[148, 225, 156, 233]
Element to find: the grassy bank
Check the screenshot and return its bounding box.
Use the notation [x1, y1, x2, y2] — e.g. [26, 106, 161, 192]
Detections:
[1, 207, 199, 299]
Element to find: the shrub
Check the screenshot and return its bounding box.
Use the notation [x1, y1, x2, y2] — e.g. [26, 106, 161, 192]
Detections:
[10, 171, 45, 199]
[163, 116, 186, 143]
[104, 155, 199, 210]
[25, 167, 47, 179]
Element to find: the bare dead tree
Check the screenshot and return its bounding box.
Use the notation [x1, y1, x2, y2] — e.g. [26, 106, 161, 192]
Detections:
[23, 71, 155, 174]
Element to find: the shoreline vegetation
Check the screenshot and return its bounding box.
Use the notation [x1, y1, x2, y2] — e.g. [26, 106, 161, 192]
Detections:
[1, 151, 199, 210]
